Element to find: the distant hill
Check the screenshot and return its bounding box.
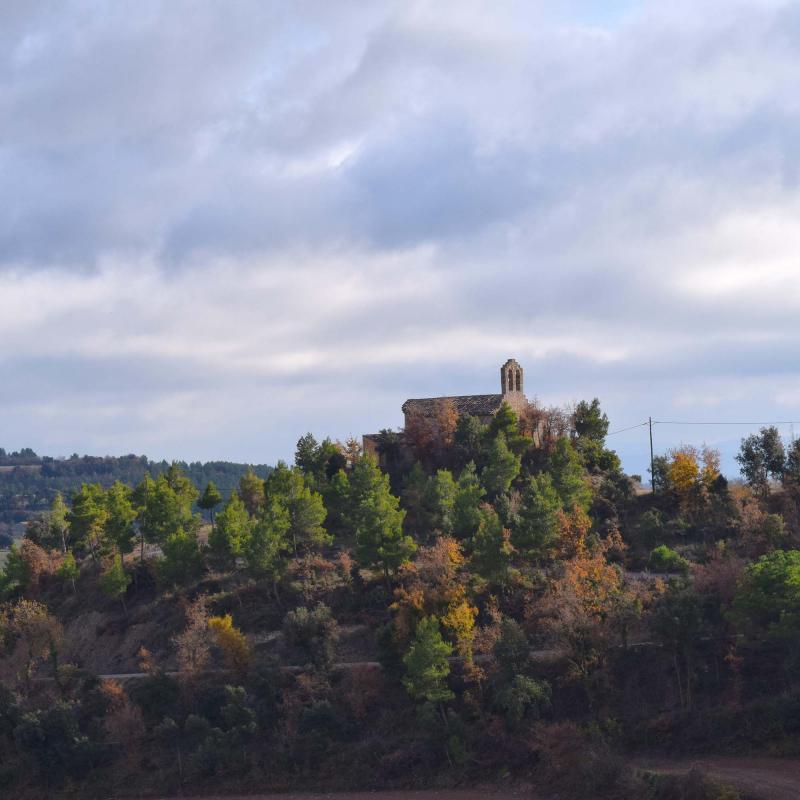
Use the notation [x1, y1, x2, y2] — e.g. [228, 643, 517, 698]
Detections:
[0, 448, 272, 530]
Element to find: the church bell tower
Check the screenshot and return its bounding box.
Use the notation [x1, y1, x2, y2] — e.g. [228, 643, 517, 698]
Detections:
[501, 358, 523, 396]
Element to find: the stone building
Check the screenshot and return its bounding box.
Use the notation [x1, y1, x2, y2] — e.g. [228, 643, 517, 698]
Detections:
[363, 359, 531, 459]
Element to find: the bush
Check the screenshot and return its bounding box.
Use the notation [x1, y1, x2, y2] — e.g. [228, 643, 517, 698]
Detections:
[644, 768, 740, 800]
[283, 603, 339, 669]
[648, 545, 690, 574]
[536, 722, 641, 797]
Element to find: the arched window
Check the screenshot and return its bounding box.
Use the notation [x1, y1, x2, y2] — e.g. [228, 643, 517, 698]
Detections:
[516, 370, 521, 391]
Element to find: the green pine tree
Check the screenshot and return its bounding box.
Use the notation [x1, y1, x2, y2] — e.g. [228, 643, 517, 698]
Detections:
[482, 434, 521, 496]
[198, 481, 223, 521]
[512, 474, 561, 562]
[402, 616, 454, 704]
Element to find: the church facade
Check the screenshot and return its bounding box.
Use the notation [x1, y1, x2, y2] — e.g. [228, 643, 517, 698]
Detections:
[363, 358, 531, 459]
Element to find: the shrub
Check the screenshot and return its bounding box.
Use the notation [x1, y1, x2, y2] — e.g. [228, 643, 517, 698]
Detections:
[282, 603, 339, 669]
[648, 545, 689, 574]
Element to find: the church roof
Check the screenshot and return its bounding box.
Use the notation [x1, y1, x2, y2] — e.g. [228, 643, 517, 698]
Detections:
[402, 394, 504, 418]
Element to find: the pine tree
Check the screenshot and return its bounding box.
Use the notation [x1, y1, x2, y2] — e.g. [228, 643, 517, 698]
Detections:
[57, 551, 79, 594]
[67, 484, 108, 561]
[453, 462, 485, 540]
[353, 456, 414, 580]
[99, 554, 131, 612]
[245, 499, 291, 583]
[482, 434, 521, 496]
[471, 504, 514, 582]
[209, 491, 252, 564]
[402, 616, 454, 703]
[548, 437, 591, 510]
[239, 469, 265, 516]
[424, 470, 457, 536]
[512, 474, 561, 562]
[266, 463, 329, 554]
[487, 402, 530, 454]
[104, 481, 137, 555]
[198, 481, 223, 521]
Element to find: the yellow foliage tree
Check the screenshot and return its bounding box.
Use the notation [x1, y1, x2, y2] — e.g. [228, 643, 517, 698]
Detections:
[668, 447, 700, 494]
[442, 594, 478, 663]
[392, 536, 468, 649]
[208, 614, 251, 674]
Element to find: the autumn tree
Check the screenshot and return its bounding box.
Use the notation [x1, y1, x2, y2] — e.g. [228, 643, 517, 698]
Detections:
[404, 411, 438, 467]
[668, 446, 700, 495]
[209, 614, 251, 674]
[0, 599, 63, 690]
[2, 540, 49, 595]
[173, 596, 212, 674]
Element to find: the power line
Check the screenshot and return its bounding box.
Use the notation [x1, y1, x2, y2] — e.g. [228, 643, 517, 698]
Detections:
[606, 421, 649, 436]
[653, 420, 800, 426]
[606, 420, 800, 435]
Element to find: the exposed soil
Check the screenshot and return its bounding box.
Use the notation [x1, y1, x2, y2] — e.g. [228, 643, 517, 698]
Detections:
[156, 791, 532, 800]
[636, 757, 800, 800]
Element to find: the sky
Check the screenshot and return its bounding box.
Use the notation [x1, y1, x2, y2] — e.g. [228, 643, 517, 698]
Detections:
[2, 0, 800, 477]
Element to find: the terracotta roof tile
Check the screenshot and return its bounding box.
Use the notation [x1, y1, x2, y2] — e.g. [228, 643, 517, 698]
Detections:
[402, 394, 504, 418]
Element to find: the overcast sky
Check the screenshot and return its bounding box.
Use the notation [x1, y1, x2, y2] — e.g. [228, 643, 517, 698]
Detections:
[2, 0, 800, 476]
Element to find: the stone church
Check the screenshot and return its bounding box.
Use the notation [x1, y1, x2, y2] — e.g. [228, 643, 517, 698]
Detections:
[363, 359, 530, 458]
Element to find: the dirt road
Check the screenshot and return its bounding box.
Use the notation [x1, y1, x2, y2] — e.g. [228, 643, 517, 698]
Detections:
[156, 792, 529, 800]
[636, 756, 800, 800]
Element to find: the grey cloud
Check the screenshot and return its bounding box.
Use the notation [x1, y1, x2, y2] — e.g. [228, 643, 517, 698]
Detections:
[1, 0, 800, 477]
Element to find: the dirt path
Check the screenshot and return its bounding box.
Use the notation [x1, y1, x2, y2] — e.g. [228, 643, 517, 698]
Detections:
[155, 791, 530, 800]
[636, 756, 800, 800]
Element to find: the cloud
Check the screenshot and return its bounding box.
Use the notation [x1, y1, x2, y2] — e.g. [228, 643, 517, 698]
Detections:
[1, 0, 800, 476]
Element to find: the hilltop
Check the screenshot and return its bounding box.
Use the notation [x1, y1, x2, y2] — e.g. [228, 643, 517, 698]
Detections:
[0, 400, 799, 800]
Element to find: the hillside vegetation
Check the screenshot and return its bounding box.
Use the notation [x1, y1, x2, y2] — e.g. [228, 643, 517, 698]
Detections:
[0, 449, 271, 537]
[1, 401, 798, 799]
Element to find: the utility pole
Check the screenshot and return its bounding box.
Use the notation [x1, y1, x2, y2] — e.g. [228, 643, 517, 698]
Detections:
[649, 416, 655, 493]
